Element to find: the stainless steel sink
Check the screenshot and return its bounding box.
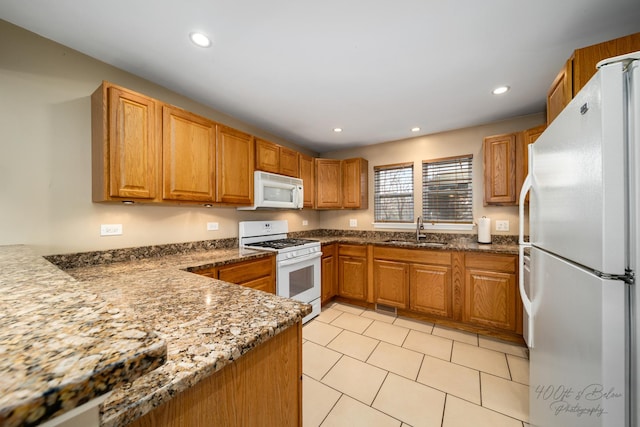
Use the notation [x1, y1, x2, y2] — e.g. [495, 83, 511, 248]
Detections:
[383, 239, 445, 248]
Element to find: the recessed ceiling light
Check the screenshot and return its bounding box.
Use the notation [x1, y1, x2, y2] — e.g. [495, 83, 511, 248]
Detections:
[492, 86, 510, 95]
[411, 127, 421, 132]
[333, 128, 343, 133]
[189, 32, 211, 48]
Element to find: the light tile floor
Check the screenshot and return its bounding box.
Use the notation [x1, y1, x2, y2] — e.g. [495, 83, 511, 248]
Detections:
[302, 302, 530, 427]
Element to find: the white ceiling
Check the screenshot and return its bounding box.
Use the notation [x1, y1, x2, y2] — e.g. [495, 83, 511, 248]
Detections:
[2, 1, 639, 153]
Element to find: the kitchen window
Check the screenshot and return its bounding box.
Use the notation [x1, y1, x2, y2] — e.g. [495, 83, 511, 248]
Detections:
[422, 155, 473, 227]
[374, 163, 414, 223]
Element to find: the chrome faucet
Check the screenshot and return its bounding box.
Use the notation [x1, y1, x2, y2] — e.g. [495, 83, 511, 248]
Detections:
[416, 216, 427, 241]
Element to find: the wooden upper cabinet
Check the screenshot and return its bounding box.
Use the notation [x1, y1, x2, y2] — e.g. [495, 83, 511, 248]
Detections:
[91, 82, 160, 202]
[216, 125, 254, 205]
[483, 133, 517, 205]
[342, 158, 368, 209]
[519, 124, 546, 203]
[573, 32, 640, 96]
[162, 106, 216, 202]
[279, 146, 299, 177]
[255, 138, 300, 177]
[255, 138, 280, 174]
[315, 158, 342, 209]
[547, 59, 573, 124]
[547, 32, 640, 124]
[299, 154, 315, 208]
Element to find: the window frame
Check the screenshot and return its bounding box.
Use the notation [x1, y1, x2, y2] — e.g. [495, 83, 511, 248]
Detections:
[373, 162, 415, 223]
[421, 154, 473, 225]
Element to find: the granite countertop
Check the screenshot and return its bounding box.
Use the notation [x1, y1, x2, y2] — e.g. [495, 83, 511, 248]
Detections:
[0, 231, 517, 426]
[1, 245, 310, 427]
[297, 233, 520, 255]
[51, 247, 310, 427]
[0, 246, 167, 427]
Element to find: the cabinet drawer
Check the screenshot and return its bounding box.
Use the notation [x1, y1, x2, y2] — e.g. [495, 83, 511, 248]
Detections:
[465, 253, 516, 273]
[374, 246, 451, 265]
[322, 243, 337, 258]
[218, 256, 274, 283]
[338, 244, 367, 257]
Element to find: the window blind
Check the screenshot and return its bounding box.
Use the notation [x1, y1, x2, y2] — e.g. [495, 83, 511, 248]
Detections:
[422, 155, 473, 223]
[374, 163, 414, 222]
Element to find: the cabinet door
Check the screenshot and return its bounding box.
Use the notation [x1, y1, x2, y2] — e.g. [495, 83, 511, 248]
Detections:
[255, 138, 279, 174]
[464, 269, 517, 332]
[299, 154, 315, 208]
[320, 245, 338, 303]
[342, 158, 368, 209]
[546, 59, 573, 125]
[100, 85, 158, 200]
[573, 32, 640, 96]
[279, 147, 299, 178]
[409, 264, 452, 318]
[483, 133, 517, 205]
[338, 256, 367, 301]
[315, 159, 342, 209]
[374, 259, 408, 308]
[216, 125, 254, 205]
[519, 124, 546, 203]
[162, 106, 216, 202]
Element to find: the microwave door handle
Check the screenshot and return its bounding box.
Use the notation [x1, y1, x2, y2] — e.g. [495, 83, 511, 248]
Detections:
[278, 251, 322, 267]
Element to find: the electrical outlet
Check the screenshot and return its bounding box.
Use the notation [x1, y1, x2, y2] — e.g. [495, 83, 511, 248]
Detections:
[349, 219, 357, 227]
[100, 224, 122, 236]
[302, 220, 309, 226]
[207, 222, 219, 231]
[495, 220, 509, 231]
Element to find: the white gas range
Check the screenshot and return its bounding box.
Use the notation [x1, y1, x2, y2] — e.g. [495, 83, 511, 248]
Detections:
[239, 220, 321, 323]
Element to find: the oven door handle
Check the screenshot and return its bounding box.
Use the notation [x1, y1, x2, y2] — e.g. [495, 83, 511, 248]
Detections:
[278, 251, 322, 267]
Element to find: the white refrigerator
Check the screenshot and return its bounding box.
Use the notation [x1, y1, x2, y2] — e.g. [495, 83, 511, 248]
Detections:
[519, 52, 639, 427]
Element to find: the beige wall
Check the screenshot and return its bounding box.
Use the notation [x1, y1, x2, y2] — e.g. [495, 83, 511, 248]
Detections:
[0, 20, 319, 255]
[318, 113, 544, 235]
[0, 19, 542, 255]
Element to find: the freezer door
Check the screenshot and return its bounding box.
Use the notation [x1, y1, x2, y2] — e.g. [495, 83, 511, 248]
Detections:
[529, 248, 628, 427]
[530, 61, 626, 275]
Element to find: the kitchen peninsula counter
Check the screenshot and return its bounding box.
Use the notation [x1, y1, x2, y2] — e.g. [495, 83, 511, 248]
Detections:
[1, 245, 310, 427]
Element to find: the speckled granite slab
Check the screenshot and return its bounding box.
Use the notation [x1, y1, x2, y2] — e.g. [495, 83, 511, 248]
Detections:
[0, 246, 167, 427]
[290, 229, 521, 254]
[57, 248, 310, 427]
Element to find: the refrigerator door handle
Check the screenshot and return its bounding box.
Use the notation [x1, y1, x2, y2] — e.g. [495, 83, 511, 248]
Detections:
[519, 169, 533, 347]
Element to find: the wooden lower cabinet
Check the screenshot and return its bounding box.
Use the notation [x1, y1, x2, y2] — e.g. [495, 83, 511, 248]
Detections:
[192, 256, 276, 294]
[338, 245, 368, 301]
[409, 264, 452, 318]
[369, 246, 521, 341]
[463, 252, 521, 334]
[321, 244, 337, 304]
[374, 247, 452, 316]
[373, 259, 408, 308]
[129, 322, 302, 427]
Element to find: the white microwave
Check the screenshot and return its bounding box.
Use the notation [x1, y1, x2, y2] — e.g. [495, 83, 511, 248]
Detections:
[238, 171, 304, 210]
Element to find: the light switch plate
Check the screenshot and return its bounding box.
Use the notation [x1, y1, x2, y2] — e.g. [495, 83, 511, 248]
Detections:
[302, 220, 309, 226]
[100, 224, 122, 236]
[207, 222, 219, 231]
[349, 219, 357, 227]
[495, 220, 509, 231]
